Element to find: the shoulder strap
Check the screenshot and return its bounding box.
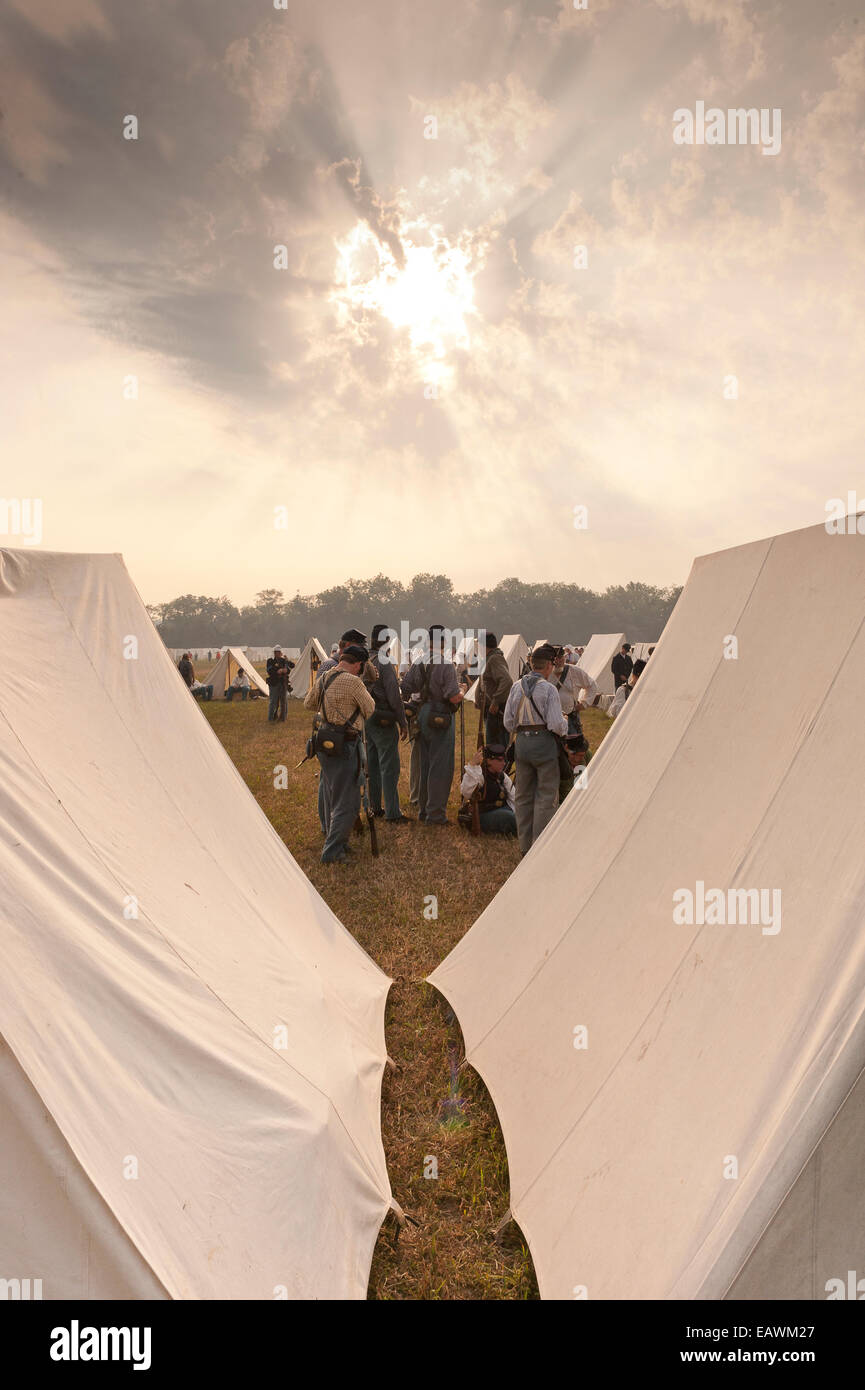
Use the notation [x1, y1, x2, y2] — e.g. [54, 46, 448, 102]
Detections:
[320, 668, 347, 724]
[419, 661, 431, 702]
[518, 674, 545, 725]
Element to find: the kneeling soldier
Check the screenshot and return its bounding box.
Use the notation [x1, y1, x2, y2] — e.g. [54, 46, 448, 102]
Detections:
[304, 643, 375, 863]
[460, 744, 517, 835]
[558, 734, 591, 804]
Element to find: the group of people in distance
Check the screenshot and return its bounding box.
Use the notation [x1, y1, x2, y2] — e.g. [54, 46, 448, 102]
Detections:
[301, 625, 607, 866]
[177, 651, 263, 704]
[178, 628, 652, 867]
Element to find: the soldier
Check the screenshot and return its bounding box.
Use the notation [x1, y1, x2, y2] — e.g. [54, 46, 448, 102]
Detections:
[315, 629, 369, 831]
[550, 646, 597, 735]
[558, 733, 591, 804]
[401, 624, 463, 826]
[611, 642, 633, 693]
[304, 643, 375, 864]
[478, 632, 513, 748]
[319, 629, 368, 677]
[503, 642, 567, 855]
[266, 647, 292, 722]
[460, 744, 517, 835]
[364, 624, 411, 824]
[609, 656, 647, 719]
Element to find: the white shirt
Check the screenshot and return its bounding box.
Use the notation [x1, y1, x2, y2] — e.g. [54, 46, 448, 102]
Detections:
[460, 763, 516, 812]
[552, 663, 598, 713]
[608, 684, 629, 719]
[503, 674, 568, 735]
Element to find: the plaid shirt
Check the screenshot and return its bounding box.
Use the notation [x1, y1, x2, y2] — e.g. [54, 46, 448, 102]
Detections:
[304, 669, 375, 727]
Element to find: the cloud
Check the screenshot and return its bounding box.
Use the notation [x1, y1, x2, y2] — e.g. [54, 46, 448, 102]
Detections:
[324, 156, 407, 269]
[0, 0, 863, 603]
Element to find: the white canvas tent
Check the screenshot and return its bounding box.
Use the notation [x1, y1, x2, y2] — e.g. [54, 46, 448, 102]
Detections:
[376, 631, 405, 672]
[289, 637, 328, 697]
[630, 640, 659, 664]
[207, 644, 268, 697]
[455, 634, 481, 670]
[577, 631, 625, 700]
[465, 634, 530, 705]
[0, 549, 392, 1299]
[245, 645, 300, 664]
[430, 519, 865, 1300]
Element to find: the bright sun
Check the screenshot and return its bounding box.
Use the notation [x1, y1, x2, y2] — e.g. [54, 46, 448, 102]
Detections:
[332, 220, 476, 381]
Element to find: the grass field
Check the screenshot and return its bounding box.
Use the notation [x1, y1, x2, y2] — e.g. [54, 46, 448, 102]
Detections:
[198, 671, 611, 1299]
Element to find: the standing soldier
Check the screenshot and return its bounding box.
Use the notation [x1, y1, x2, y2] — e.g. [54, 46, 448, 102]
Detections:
[266, 647, 291, 722]
[319, 629, 368, 677]
[365, 624, 412, 824]
[611, 642, 633, 694]
[478, 632, 513, 748]
[503, 642, 567, 855]
[401, 624, 463, 827]
[316, 629, 370, 831]
[304, 643, 375, 864]
[550, 646, 597, 735]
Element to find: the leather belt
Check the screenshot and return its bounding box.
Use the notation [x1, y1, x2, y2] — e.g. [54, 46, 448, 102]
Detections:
[517, 724, 549, 732]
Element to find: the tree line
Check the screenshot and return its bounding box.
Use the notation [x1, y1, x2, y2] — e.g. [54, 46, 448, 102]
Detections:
[147, 573, 682, 649]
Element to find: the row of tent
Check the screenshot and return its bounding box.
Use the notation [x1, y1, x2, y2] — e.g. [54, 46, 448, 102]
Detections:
[6, 522, 859, 1300]
[202, 633, 642, 704]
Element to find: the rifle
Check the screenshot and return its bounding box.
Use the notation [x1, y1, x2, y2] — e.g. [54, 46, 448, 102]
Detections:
[470, 784, 481, 837]
[477, 683, 486, 750]
[358, 724, 379, 857]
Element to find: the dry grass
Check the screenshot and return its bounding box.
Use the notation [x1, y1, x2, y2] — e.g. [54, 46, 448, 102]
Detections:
[199, 678, 611, 1299]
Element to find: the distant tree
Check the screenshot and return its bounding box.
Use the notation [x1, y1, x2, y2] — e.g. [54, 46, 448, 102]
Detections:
[150, 575, 683, 649]
[156, 594, 241, 647]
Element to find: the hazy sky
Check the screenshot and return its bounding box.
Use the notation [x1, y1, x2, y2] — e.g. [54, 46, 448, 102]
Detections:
[1, 0, 863, 605]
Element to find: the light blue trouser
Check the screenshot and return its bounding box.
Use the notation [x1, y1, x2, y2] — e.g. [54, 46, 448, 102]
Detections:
[409, 731, 421, 803]
[479, 806, 517, 835]
[318, 741, 361, 862]
[366, 720, 402, 819]
[268, 686, 280, 719]
[514, 730, 559, 853]
[417, 704, 455, 823]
